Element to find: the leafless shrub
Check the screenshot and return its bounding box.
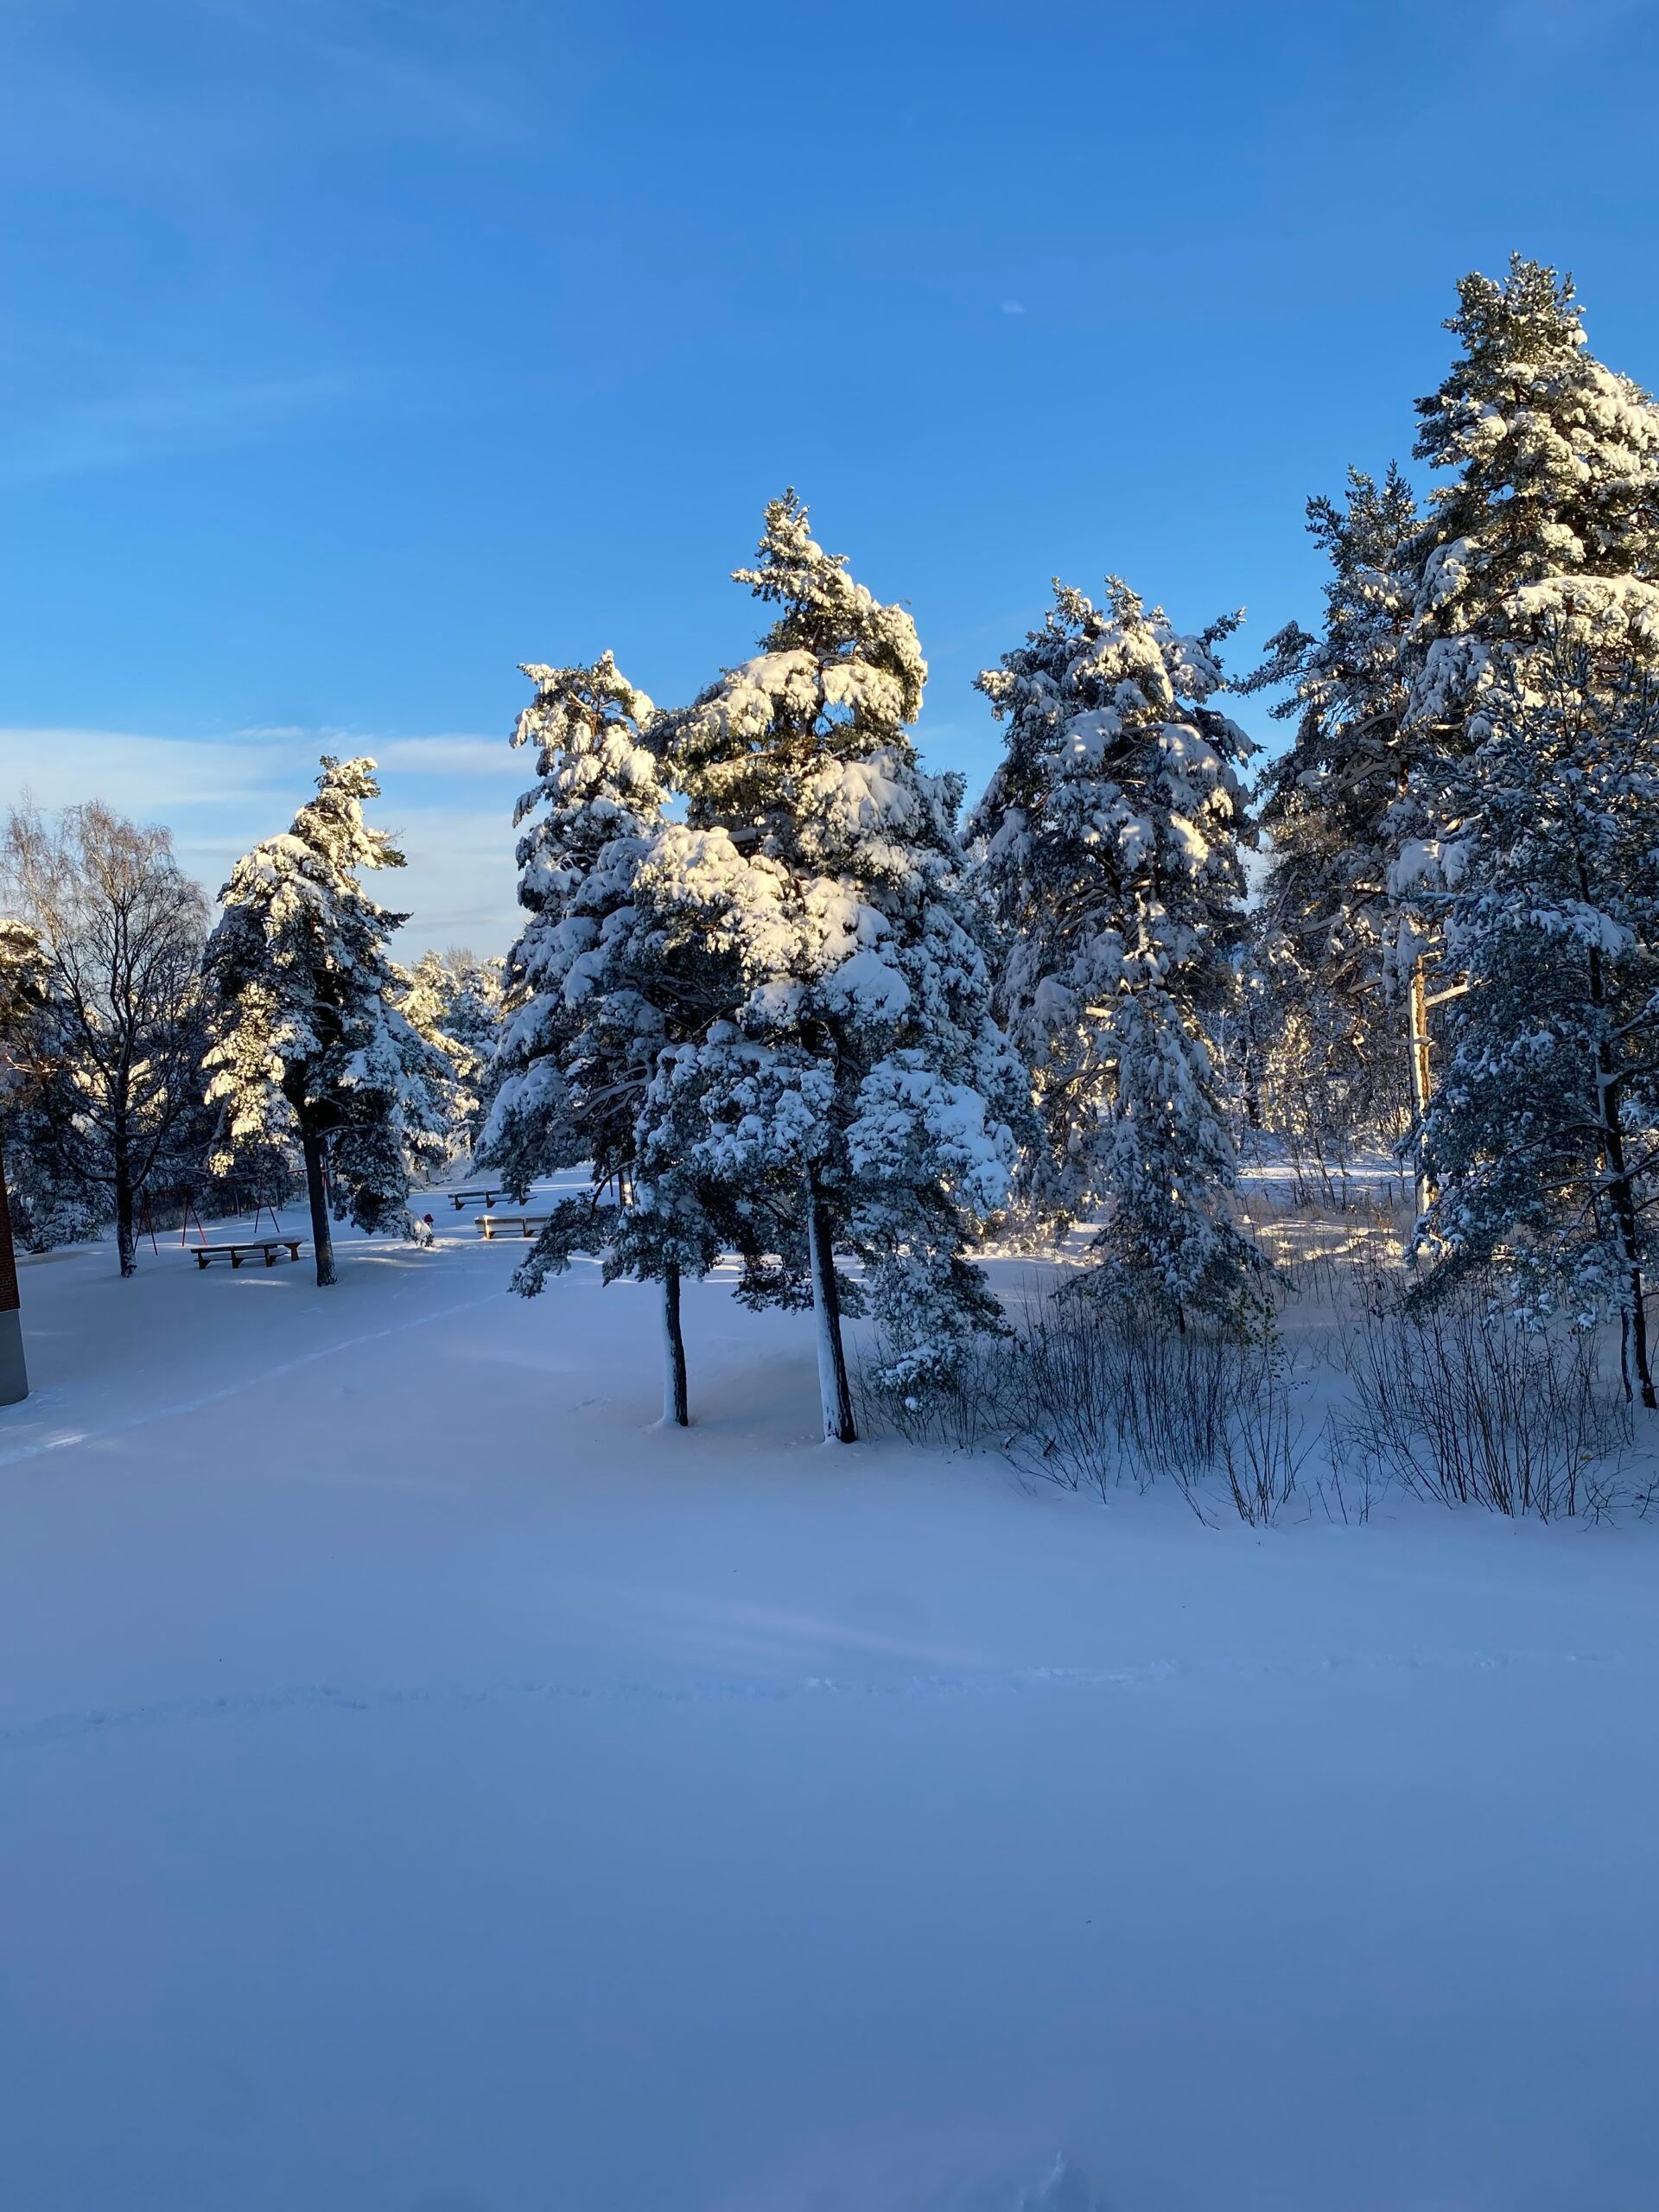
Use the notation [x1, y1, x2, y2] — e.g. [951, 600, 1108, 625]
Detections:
[859, 1286, 1314, 1524]
[1218, 1380, 1315, 1524]
[1329, 1290, 1632, 1520]
[999, 1299, 1264, 1497]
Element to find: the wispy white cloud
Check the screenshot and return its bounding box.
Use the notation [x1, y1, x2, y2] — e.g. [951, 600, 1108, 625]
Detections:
[0, 729, 292, 815]
[1503, 0, 1654, 42]
[0, 725, 523, 953]
[0, 0, 527, 185]
[216, 0, 523, 145]
[1000, 300, 1027, 316]
[0, 374, 356, 487]
[374, 735, 523, 776]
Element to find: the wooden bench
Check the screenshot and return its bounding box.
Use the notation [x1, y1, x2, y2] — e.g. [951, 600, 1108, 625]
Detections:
[193, 1239, 305, 1269]
[446, 1187, 502, 1211]
[475, 1215, 550, 1242]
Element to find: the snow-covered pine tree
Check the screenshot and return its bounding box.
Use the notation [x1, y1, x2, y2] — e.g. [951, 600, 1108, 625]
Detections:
[434, 950, 505, 1120]
[1404, 256, 1659, 742]
[0, 918, 98, 1256]
[391, 947, 504, 1163]
[203, 757, 450, 1287]
[972, 577, 1262, 1328]
[1243, 466, 1420, 1144]
[1394, 256, 1659, 1208]
[663, 493, 1020, 1438]
[483, 654, 662, 1198]
[478, 654, 741, 1427]
[1414, 632, 1659, 1406]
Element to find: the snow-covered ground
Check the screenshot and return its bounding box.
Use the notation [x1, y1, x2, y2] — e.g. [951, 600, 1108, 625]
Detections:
[4, 1203, 1659, 2212]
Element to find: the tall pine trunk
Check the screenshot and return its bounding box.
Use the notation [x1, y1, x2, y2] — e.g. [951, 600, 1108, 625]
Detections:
[301, 1119, 337, 1287]
[0, 1137, 27, 1406]
[660, 1262, 689, 1427]
[1599, 1099, 1654, 1410]
[805, 1169, 855, 1444]
[114, 1135, 137, 1279]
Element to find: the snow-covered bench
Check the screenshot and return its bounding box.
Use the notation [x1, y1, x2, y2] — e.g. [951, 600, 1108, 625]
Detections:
[474, 1215, 550, 1242]
[193, 1238, 306, 1270]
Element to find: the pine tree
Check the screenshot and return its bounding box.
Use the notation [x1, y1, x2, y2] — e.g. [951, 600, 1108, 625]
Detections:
[1243, 466, 1420, 1143]
[1405, 255, 1659, 742]
[483, 655, 664, 1186]
[1395, 255, 1659, 1208]
[972, 577, 1262, 1328]
[1414, 635, 1659, 1407]
[0, 918, 96, 1255]
[663, 493, 1020, 1437]
[391, 947, 504, 1163]
[480, 653, 730, 1425]
[203, 757, 450, 1287]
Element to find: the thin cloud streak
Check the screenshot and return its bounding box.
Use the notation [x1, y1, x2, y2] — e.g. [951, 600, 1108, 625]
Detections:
[375, 736, 520, 775]
[0, 0, 527, 186]
[0, 374, 357, 487]
[1503, 0, 1655, 41]
[0, 726, 523, 955]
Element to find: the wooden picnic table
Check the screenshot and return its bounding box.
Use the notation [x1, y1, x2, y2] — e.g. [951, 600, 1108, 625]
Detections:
[445, 1187, 501, 1211]
[193, 1238, 305, 1270]
[475, 1215, 550, 1242]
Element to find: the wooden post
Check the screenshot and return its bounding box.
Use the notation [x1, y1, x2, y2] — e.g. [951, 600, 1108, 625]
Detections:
[1407, 954, 1433, 1228]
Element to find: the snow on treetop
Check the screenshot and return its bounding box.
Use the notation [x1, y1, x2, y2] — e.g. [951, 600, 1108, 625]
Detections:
[724, 489, 926, 724]
[515, 652, 655, 747]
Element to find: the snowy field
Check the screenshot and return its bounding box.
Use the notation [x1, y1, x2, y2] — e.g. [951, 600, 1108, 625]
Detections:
[4, 1202, 1659, 2212]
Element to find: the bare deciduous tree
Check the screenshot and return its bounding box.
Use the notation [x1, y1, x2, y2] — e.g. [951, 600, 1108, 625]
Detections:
[1, 801, 208, 1277]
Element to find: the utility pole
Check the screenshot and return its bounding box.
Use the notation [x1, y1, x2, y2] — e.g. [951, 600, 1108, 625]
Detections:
[0, 1136, 27, 1404]
[1406, 956, 1471, 1231]
[1407, 957, 1433, 1225]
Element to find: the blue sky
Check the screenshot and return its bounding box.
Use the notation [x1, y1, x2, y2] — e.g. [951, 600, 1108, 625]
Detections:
[4, 0, 1658, 950]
